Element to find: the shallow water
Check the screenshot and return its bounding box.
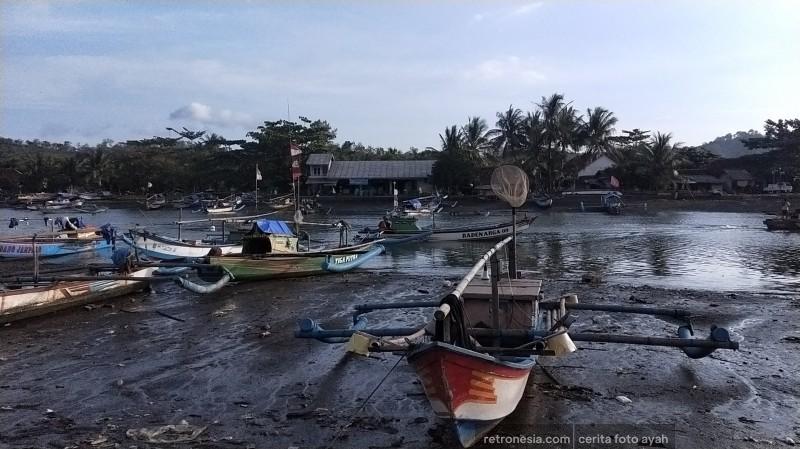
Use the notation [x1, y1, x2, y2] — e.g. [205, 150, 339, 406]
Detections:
[1, 207, 798, 293]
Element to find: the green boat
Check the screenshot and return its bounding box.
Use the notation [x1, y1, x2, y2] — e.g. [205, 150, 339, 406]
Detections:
[199, 220, 385, 281]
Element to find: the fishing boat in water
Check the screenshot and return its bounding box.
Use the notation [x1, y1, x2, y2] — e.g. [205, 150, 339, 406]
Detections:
[764, 217, 800, 231]
[356, 215, 534, 243]
[531, 193, 553, 209]
[144, 194, 167, 210]
[0, 219, 112, 259]
[197, 220, 384, 281]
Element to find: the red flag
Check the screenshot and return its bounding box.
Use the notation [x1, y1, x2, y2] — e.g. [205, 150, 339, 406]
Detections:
[289, 143, 302, 181]
[610, 176, 620, 188]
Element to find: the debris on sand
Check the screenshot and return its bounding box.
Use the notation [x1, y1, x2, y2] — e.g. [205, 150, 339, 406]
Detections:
[615, 395, 633, 404]
[126, 421, 207, 443]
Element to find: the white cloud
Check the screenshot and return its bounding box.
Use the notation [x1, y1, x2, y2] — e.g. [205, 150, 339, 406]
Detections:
[463, 56, 546, 84]
[169, 102, 253, 128]
[512, 2, 544, 16]
[472, 13, 485, 22]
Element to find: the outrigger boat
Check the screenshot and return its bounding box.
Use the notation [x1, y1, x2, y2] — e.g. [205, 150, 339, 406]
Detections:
[196, 220, 385, 281]
[122, 229, 242, 260]
[295, 236, 740, 447]
[356, 215, 534, 243]
[121, 212, 281, 260]
[297, 165, 739, 448]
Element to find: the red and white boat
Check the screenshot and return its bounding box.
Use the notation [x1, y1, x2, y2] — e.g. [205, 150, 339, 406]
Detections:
[409, 342, 535, 447]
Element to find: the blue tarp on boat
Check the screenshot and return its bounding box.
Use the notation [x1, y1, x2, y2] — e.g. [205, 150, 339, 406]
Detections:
[253, 220, 293, 235]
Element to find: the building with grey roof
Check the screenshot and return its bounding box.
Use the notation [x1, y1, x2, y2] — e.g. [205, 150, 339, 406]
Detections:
[305, 153, 435, 195]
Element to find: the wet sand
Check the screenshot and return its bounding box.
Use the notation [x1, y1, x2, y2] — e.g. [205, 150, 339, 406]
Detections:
[0, 272, 798, 448]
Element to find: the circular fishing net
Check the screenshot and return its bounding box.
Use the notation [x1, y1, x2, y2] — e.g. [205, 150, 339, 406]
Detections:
[490, 165, 529, 208]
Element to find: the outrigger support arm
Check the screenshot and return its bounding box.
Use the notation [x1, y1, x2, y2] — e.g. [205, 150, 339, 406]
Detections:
[295, 321, 738, 357]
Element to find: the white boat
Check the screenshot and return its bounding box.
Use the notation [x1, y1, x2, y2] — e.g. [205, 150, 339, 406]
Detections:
[121, 229, 242, 260]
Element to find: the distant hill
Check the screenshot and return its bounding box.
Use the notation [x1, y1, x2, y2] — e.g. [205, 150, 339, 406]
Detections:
[701, 130, 769, 159]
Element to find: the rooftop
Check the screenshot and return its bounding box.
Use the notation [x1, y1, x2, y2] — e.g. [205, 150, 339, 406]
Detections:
[306, 153, 333, 166]
[326, 160, 434, 179]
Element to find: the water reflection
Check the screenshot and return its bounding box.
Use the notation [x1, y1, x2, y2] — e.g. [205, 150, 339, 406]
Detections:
[1, 208, 799, 293]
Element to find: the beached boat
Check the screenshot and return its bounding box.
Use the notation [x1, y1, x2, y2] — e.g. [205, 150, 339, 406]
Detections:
[356, 216, 534, 243]
[0, 267, 158, 324]
[122, 228, 242, 260]
[297, 165, 740, 447]
[296, 236, 740, 447]
[198, 220, 384, 281]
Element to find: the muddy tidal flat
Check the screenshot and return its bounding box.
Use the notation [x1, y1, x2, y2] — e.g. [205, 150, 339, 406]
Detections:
[0, 271, 797, 449]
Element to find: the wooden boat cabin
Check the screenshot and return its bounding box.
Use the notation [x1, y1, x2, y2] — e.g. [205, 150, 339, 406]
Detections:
[241, 220, 298, 255]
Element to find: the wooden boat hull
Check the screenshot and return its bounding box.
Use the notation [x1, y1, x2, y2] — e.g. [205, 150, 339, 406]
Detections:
[408, 342, 535, 447]
[379, 217, 533, 242]
[765, 218, 800, 231]
[205, 244, 384, 281]
[0, 267, 156, 323]
[0, 239, 110, 259]
[122, 231, 242, 260]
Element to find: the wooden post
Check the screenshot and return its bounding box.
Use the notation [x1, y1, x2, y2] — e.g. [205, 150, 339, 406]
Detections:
[490, 254, 501, 345]
[177, 208, 183, 240]
[509, 207, 517, 279]
[32, 234, 39, 284]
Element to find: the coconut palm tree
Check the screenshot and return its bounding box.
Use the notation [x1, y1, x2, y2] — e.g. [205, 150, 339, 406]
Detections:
[641, 132, 683, 191]
[583, 107, 618, 158]
[488, 106, 526, 160]
[461, 116, 488, 162]
[439, 125, 462, 154]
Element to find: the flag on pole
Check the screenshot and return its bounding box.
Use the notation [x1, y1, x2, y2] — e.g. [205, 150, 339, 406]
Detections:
[256, 165, 262, 181]
[610, 176, 620, 188]
[289, 143, 302, 181]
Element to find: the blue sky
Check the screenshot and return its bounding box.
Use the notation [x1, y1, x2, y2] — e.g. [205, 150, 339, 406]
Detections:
[2, 0, 799, 149]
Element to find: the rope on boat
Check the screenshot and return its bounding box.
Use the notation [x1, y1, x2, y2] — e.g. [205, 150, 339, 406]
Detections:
[325, 353, 405, 449]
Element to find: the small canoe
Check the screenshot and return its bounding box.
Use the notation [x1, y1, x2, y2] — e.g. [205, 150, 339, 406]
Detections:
[0, 267, 157, 323]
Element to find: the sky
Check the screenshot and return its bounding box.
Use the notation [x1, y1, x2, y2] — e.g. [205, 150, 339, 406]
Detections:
[2, 0, 799, 150]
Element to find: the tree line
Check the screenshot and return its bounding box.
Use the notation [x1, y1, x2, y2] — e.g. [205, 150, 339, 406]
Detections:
[1, 95, 797, 196]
